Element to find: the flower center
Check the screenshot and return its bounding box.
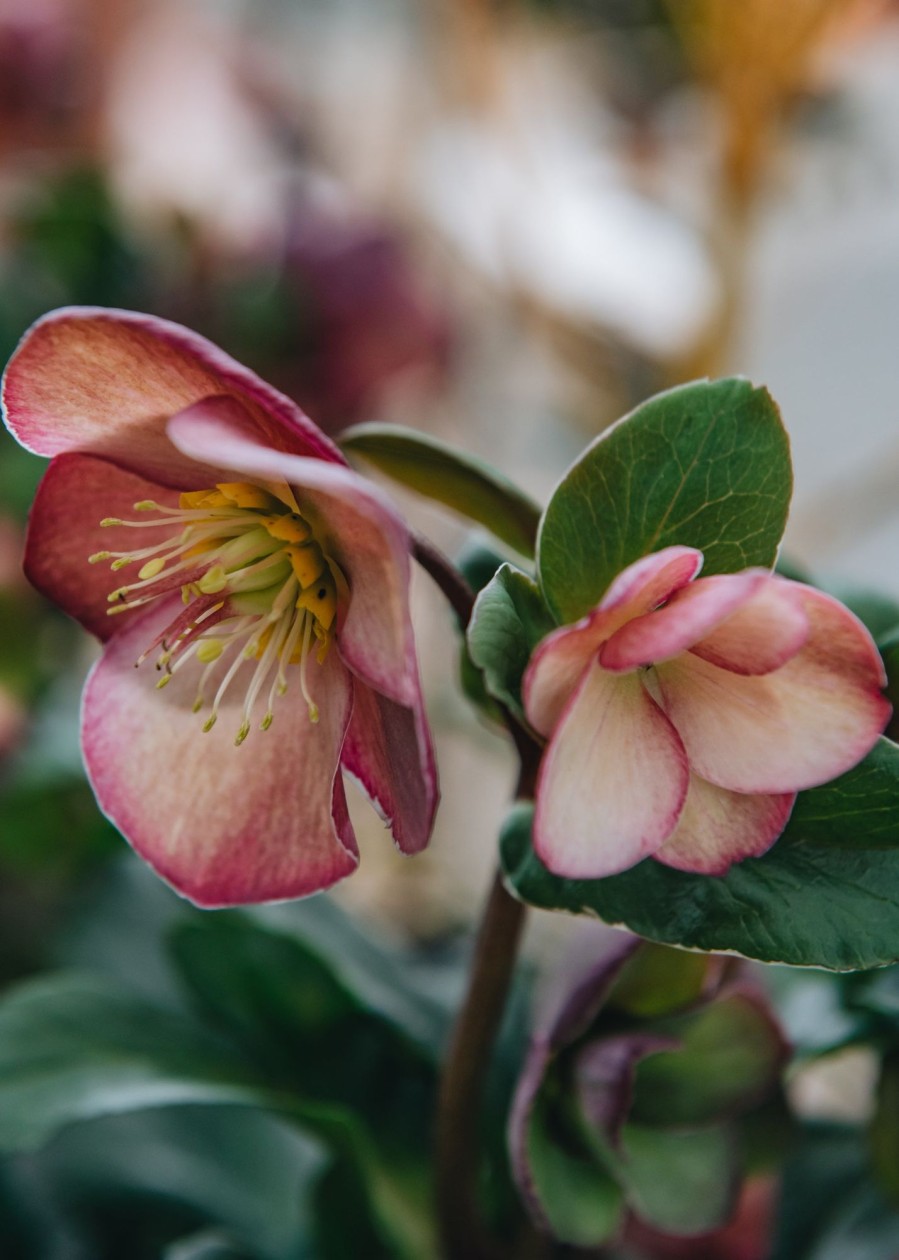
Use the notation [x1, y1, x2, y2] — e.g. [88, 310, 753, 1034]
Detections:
[90, 482, 341, 744]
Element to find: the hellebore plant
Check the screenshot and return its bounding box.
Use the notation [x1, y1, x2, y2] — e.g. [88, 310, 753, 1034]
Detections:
[6, 317, 899, 1260]
[1, 307, 436, 906]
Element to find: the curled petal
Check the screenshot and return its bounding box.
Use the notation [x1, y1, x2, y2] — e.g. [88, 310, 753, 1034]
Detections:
[658, 585, 889, 794]
[534, 666, 689, 879]
[654, 775, 795, 875]
[2, 306, 342, 486]
[524, 545, 704, 736]
[82, 597, 358, 906]
[341, 676, 438, 855]
[690, 577, 809, 675]
[600, 571, 769, 672]
[24, 452, 179, 640]
[167, 400, 418, 707]
[599, 545, 703, 616]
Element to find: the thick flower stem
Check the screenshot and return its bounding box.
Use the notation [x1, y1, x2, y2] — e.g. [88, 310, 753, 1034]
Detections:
[412, 531, 545, 1257]
[435, 868, 527, 1260]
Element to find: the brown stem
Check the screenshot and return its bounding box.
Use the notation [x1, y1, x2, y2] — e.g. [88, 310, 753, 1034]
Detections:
[412, 532, 477, 629]
[435, 869, 527, 1260]
[413, 531, 545, 1257]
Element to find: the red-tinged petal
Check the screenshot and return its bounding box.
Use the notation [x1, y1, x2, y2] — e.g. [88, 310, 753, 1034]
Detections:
[600, 571, 768, 673]
[81, 597, 358, 906]
[341, 676, 438, 855]
[690, 576, 809, 675]
[654, 774, 796, 875]
[533, 666, 689, 879]
[574, 1032, 679, 1147]
[168, 401, 418, 706]
[599, 545, 704, 615]
[658, 585, 890, 793]
[1, 306, 343, 486]
[524, 547, 703, 737]
[524, 611, 611, 738]
[24, 452, 180, 640]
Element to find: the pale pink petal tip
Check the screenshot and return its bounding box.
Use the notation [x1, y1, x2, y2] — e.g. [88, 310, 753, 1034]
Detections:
[534, 665, 689, 879]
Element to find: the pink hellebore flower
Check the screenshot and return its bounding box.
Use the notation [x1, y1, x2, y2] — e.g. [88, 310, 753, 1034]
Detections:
[524, 546, 890, 878]
[2, 307, 438, 906]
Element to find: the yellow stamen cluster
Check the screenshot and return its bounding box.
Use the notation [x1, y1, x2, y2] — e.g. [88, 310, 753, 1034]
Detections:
[91, 482, 341, 743]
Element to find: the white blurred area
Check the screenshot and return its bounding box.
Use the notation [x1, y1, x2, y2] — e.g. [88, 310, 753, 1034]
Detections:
[9, 0, 899, 938]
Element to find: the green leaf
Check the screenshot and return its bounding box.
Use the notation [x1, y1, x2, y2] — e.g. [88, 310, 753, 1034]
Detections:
[614, 1122, 737, 1235]
[537, 378, 792, 623]
[631, 993, 785, 1126]
[467, 564, 555, 722]
[169, 915, 436, 1156]
[500, 746, 899, 968]
[341, 422, 541, 557]
[526, 1091, 624, 1246]
[0, 974, 263, 1155]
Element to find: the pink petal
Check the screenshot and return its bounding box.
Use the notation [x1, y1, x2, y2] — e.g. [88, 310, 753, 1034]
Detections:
[533, 666, 689, 879]
[524, 546, 704, 737]
[341, 675, 438, 856]
[654, 774, 795, 875]
[168, 401, 419, 708]
[524, 610, 612, 739]
[599, 572, 768, 673]
[657, 585, 890, 794]
[1, 306, 343, 487]
[82, 597, 358, 906]
[599, 546, 704, 616]
[690, 577, 810, 675]
[24, 452, 180, 641]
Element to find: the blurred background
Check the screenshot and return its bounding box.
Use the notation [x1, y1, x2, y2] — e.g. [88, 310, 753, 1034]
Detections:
[3, 1, 899, 1256]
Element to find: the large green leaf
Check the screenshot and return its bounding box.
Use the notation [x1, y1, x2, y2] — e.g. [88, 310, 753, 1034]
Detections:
[501, 742, 899, 969]
[341, 422, 541, 557]
[537, 378, 792, 623]
[0, 974, 264, 1154]
[169, 915, 436, 1157]
[466, 564, 555, 723]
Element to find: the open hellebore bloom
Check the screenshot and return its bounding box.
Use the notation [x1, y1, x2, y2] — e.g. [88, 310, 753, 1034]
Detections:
[2, 307, 437, 905]
[524, 546, 890, 879]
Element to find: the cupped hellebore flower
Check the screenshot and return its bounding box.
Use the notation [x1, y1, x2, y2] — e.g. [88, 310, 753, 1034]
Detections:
[524, 546, 890, 878]
[2, 307, 438, 906]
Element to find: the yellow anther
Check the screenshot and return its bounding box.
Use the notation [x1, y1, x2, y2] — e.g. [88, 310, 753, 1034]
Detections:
[263, 514, 310, 543]
[138, 557, 166, 580]
[234, 720, 251, 746]
[100, 517, 123, 528]
[197, 565, 228, 594]
[88, 551, 111, 564]
[134, 501, 160, 511]
[156, 675, 172, 690]
[309, 704, 320, 725]
[110, 558, 131, 571]
[216, 483, 278, 510]
[286, 543, 325, 589]
[196, 640, 224, 664]
[261, 712, 274, 730]
[179, 489, 229, 510]
[192, 697, 204, 713]
[296, 580, 336, 631]
[203, 714, 217, 732]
